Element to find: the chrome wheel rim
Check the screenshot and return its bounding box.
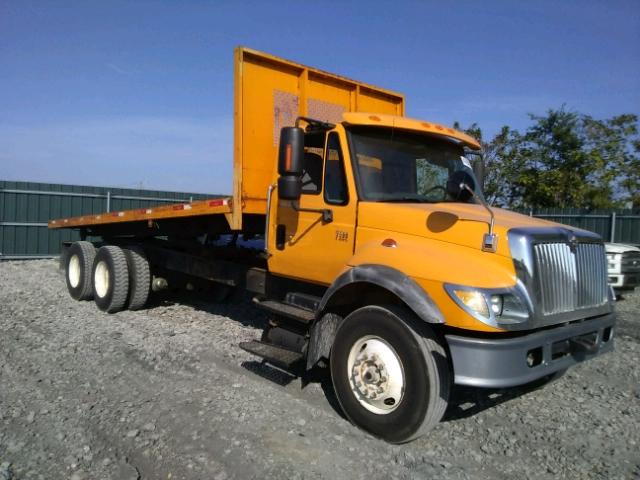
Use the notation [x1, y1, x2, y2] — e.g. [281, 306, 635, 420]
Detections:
[68, 254, 81, 288]
[347, 335, 405, 414]
[94, 261, 109, 298]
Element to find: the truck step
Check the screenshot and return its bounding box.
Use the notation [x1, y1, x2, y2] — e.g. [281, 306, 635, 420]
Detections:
[284, 292, 321, 311]
[252, 297, 315, 324]
[239, 340, 304, 370]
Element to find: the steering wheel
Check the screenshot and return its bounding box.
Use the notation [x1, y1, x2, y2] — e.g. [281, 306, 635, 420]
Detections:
[421, 185, 447, 200]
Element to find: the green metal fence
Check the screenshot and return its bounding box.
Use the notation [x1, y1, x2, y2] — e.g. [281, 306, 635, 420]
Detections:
[2, 180, 638, 258]
[0, 180, 215, 258]
[522, 208, 640, 245]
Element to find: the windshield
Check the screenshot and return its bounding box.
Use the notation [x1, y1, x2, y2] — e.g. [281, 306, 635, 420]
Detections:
[348, 127, 480, 203]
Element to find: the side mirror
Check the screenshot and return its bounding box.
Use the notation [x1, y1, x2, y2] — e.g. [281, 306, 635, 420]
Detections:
[277, 127, 304, 201]
[446, 170, 476, 202]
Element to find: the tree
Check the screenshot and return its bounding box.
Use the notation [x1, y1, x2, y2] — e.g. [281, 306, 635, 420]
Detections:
[522, 108, 603, 208]
[453, 122, 526, 207]
[454, 109, 639, 209]
[583, 114, 639, 208]
[628, 138, 640, 208]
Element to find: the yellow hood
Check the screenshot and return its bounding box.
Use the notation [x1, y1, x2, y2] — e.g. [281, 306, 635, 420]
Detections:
[357, 202, 560, 258]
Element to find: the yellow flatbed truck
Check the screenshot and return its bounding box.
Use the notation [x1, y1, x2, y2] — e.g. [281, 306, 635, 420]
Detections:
[51, 48, 615, 443]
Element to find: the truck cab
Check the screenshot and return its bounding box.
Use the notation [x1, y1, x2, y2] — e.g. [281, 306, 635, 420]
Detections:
[268, 114, 487, 286]
[260, 111, 615, 441]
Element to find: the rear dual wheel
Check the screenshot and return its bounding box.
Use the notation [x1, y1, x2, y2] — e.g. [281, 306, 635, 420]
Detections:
[92, 246, 130, 313]
[330, 305, 450, 443]
[123, 246, 151, 311]
[65, 242, 151, 313]
[65, 241, 97, 300]
[92, 245, 152, 313]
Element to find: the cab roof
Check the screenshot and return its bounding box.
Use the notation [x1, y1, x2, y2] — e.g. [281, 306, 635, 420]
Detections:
[341, 112, 481, 150]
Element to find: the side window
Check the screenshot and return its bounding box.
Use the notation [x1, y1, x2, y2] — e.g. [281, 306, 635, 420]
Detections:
[301, 132, 325, 194]
[324, 133, 348, 205]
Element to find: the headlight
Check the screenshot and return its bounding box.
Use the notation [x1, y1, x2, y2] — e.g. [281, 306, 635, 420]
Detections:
[489, 295, 503, 315]
[452, 290, 489, 318]
[445, 284, 530, 328]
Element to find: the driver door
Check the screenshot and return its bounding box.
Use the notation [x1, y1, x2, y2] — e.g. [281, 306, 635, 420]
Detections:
[268, 130, 357, 285]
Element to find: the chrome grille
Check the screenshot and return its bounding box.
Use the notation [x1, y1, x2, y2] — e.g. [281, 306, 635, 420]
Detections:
[533, 243, 608, 315]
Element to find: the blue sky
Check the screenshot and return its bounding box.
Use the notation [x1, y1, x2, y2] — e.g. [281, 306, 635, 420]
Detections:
[1, 0, 638, 194]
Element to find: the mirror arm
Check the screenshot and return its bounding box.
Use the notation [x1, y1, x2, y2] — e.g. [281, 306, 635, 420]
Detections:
[290, 201, 333, 223]
[460, 183, 498, 253]
[264, 183, 278, 256]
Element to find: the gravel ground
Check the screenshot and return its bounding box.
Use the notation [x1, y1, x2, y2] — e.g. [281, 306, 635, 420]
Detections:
[0, 259, 639, 480]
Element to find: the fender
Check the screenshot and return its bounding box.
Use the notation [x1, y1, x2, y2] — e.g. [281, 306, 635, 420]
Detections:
[306, 264, 444, 369]
[319, 264, 444, 323]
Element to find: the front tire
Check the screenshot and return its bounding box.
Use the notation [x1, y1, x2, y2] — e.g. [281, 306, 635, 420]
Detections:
[330, 305, 450, 443]
[92, 246, 129, 313]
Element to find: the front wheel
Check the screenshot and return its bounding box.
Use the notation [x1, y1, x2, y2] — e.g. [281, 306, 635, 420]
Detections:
[330, 305, 450, 443]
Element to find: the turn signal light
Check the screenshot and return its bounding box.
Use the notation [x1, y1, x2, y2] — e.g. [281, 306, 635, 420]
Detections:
[453, 290, 489, 318]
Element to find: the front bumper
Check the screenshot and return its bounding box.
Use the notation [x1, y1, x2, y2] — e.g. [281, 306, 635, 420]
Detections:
[446, 312, 615, 388]
[609, 273, 639, 290]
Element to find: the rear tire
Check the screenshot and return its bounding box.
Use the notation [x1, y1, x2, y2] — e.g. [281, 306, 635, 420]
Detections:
[330, 305, 450, 443]
[92, 246, 129, 313]
[65, 241, 96, 300]
[123, 246, 151, 310]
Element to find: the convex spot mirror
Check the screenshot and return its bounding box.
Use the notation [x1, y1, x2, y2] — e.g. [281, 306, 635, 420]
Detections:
[277, 127, 305, 201]
[446, 170, 476, 202]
